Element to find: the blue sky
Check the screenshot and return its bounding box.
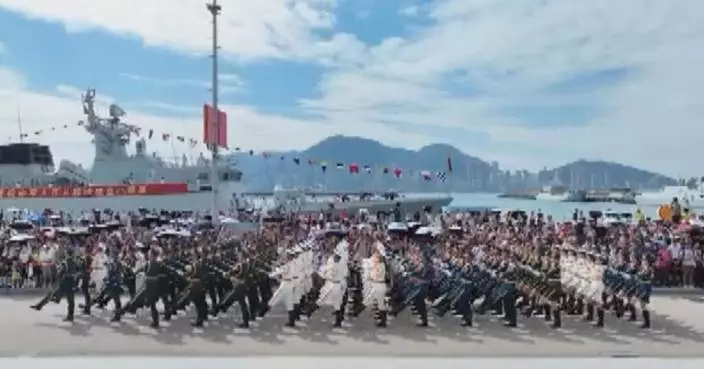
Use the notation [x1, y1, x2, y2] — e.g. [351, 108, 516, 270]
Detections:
[0, 0, 703, 176]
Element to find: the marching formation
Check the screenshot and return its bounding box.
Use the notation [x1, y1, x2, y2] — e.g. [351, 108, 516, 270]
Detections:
[27, 219, 654, 332]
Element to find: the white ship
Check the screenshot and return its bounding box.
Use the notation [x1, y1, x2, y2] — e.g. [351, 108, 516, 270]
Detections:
[535, 185, 570, 202]
[0, 89, 242, 213]
[635, 180, 704, 209]
[239, 185, 453, 215]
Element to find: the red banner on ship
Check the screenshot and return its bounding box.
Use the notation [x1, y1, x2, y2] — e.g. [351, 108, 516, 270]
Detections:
[203, 104, 228, 149]
[0, 183, 188, 199]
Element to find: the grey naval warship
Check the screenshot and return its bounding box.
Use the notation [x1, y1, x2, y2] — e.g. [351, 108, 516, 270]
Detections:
[0, 88, 242, 213]
[239, 185, 453, 216]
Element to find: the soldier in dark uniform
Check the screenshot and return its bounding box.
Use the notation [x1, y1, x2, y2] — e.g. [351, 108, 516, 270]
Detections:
[186, 253, 209, 327]
[103, 254, 124, 322]
[412, 259, 432, 327]
[243, 252, 261, 320]
[121, 253, 137, 299]
[636, 260, 653, 329]
[116, 249, 165, 328]
[254, 251, 274, 317]
[544, 256, 563, 328]
[217, 258, 250, 328]
[80, 248, 93, 315]
[31, 248, 78, 322]
[500, 254, 518, 328]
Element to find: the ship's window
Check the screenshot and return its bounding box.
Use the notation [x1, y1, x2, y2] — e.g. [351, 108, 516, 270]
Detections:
[197, 172, 209, 181]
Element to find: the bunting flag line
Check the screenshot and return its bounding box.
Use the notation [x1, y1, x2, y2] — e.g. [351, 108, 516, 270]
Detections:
[11, 119, 455, 183]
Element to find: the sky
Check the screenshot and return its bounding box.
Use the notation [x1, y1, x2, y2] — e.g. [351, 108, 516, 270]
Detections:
[0, 0, 702, 178]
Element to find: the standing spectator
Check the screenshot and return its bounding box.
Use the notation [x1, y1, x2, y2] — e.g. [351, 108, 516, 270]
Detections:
[668, 237, 683, 286]
[39, 243, 56, 288]
[671, 197, 682, 224]
[682, 242, 697, 287]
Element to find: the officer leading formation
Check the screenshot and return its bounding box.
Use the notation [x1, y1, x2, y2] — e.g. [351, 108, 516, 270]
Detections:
[26, 209, 656, 332]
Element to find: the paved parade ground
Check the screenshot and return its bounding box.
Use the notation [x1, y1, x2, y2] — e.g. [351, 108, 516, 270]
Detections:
[0, 295, 702, 357]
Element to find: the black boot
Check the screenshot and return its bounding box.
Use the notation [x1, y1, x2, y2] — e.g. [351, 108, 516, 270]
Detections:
[333, 310, 343, 328]
[544, 305, 552, 322]
[376, 310, 387, 328]
[293, 304, 302, 321]
[461, 311, 473, 327]
[594, 308, 604, 328]
[584, 304, 594, 322]
[627, 304, 637, 322]
[552, 308, 562, 329]
[641, 310, 651, 329]
[285, 310, 296, 328]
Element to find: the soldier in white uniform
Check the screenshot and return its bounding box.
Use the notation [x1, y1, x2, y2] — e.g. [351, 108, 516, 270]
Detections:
[316, 251, 348, 327]
[268, 248, 300, 327]
[363, 248, 388, 328]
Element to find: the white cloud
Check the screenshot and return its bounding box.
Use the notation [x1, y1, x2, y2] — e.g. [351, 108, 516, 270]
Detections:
[118, 73, 244, 94]
[0, 0, 362, 64]
[399, 5, 419, 17]
[300, 0, 704, 176]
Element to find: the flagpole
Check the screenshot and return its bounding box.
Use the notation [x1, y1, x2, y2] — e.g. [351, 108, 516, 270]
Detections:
[207, 0, 221, 224]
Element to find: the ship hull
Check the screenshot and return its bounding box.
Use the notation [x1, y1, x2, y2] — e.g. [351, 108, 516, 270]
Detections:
[535, 193, 570, 202]
[0, 182, 242, 214]
[295, 195, 453, 215]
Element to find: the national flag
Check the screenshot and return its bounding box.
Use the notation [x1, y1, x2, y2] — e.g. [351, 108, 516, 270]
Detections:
[436, 171, 447, 182]
[349, 163, 359, 174]
[336, 163, 344, 169]
[420, 170, 431, 181]
[203, 104, 228, 149]
[293, 158, 300, 165]
[363, 165, 372, 173]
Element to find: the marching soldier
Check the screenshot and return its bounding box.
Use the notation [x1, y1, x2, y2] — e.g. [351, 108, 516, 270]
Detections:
[116, 249, 165, 328]
[216, 256, 251, 329]
[313, 250, 348, 327]
[80, 247, 93, 315]
[101, 252, 124, 322]
[365, 248, 388, 328]
[31, 247, 78, 322]
[636, 259, 653, 329]
[185, 252, 209, 327]
[268, 247, 300, 328]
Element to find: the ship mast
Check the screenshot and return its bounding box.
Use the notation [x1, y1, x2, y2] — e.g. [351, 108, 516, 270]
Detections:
[207, 0, 221, 224]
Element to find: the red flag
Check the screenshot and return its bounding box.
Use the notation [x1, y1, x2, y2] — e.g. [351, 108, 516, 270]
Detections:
[348, 163, 359, 174]
[203, 104, 228, 149]
[447, 155, 453, 173]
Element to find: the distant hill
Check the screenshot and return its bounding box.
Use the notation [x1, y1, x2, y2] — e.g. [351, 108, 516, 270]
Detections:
[538, 160, 676, 190]
[230, 135, 675, 192]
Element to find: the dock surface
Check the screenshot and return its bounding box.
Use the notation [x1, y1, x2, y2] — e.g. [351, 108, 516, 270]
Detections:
[0, 295, 702, 357]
